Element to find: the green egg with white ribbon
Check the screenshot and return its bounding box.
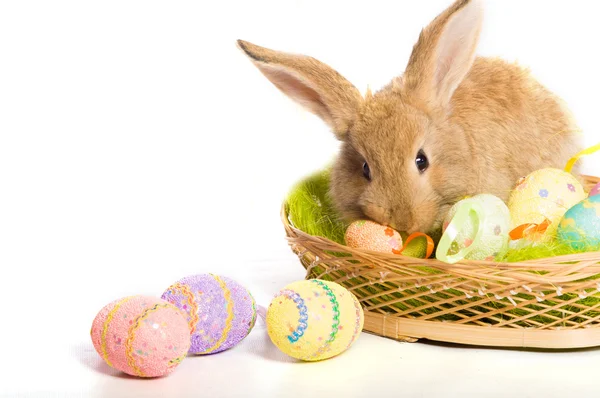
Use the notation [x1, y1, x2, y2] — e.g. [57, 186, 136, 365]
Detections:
[437, 194, 511, 264]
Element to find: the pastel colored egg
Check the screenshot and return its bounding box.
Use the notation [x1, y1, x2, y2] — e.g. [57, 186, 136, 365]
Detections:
[441, 194, 510, 261]
[267, 279, 364, 361]
[345, 220, 403, 254]
[590, 182, 600, 198]
[508, 168, 585, 239]
[557, 195, 600, 250]
[90, 296, 190, 378]
[161, 274, 257, 355]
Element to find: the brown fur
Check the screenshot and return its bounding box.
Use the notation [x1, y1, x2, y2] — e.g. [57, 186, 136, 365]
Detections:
[238, 0, 582, 234]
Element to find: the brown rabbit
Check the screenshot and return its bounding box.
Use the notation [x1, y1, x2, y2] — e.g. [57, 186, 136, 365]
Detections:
[238, 0, 582, 235]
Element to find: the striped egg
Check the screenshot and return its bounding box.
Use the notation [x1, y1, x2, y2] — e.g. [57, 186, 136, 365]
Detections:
[266, 279, 364, 361]
[161, 274, 257, 355]
[345, 220, 403, 254]
[90, 295, 190, 377]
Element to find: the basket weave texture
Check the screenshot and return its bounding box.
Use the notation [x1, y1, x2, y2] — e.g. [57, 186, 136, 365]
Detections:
[283, 175, 600, 349]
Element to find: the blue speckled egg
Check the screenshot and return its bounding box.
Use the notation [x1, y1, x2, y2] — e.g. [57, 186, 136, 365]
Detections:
[557, 195, 600, 250]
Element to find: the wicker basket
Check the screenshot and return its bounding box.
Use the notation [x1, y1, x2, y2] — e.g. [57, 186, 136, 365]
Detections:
[282, 175, 600, 349]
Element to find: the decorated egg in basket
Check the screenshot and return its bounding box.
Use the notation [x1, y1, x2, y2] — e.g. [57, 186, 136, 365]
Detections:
[557, 195, 600, 250]
[508, 168, 585, 239]
[437, 194, 510, 263]
[345, 220, 402, 254]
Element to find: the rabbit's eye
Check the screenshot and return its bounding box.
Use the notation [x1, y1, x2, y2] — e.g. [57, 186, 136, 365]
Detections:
[415, 150, 429, 173]
[362, 162, 371, 181]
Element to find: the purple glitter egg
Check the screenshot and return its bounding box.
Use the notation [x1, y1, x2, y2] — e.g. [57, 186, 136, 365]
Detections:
[161, 274, 257, 355]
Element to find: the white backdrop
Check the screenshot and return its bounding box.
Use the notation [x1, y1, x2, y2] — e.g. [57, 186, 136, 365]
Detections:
[1, 1, 600, 397]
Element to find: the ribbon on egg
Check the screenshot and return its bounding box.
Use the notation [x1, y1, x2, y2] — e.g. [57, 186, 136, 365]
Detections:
[564, 143, 600, 173]
[392, 232, 435, 259]
[509, 219, 551, 241]
[436, 201, 486, 264]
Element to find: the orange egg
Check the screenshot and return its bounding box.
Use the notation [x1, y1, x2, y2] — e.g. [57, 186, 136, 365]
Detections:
[345, 220, 403, 254]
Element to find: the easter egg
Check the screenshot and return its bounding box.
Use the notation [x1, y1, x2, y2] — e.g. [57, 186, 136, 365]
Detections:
[267, 279, 364, 361]
[508, 168, 585, 239]
[90, 296, 190, 378]
[345, 220, 402, 254]
[590, 182, 600, 198]
[399, 231, 432, 258]
[439, 194, 510, 262]
[557, 195, 600, 250]
[161, 274, 257, 355]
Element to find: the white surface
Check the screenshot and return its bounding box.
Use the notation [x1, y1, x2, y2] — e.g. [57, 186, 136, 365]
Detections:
[1, 0, 600, 397]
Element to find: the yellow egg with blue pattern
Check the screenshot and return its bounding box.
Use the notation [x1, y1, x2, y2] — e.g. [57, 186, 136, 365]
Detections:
[266, 279, 364, 361]
[557, 195, 600, 250]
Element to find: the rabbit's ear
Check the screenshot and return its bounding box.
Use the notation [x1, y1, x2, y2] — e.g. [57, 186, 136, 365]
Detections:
[238, 40, 362, 139]
[403, 0, 483, 110]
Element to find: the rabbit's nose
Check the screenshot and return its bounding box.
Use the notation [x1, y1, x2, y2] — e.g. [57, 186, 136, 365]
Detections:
[362, 203, 391, 226]
[390, 215, 416, 234]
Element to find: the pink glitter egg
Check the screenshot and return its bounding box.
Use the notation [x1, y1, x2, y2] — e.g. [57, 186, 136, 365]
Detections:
[90, 296, 190, 378]
[161, 274, 257, 355]
[590, 182, 600, 198]
[345, 220, 403, 254]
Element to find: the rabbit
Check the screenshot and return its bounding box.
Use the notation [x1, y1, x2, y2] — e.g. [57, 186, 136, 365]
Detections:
[237, 0, 582, 235]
